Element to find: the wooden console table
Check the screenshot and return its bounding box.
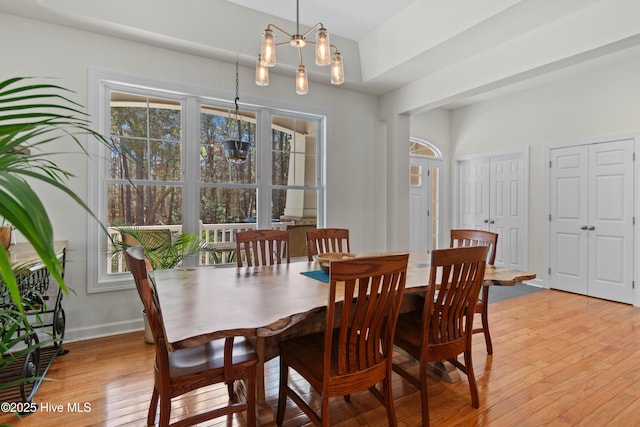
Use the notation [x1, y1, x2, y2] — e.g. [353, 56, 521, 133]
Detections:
[0, 241, 68, 407]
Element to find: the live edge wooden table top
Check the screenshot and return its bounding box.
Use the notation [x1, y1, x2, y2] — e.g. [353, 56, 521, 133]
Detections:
[154, 252, 536, 424]
[153, 252, 536, 352]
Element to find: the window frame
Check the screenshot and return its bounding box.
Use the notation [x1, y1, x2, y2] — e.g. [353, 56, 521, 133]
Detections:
[87, 68, 326, 292]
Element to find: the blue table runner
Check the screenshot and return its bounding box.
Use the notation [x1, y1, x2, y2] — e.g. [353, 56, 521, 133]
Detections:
[300, 269, 330, 283]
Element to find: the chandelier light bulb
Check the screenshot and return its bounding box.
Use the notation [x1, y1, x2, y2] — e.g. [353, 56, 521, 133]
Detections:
[260, 29, 276, 67]
[255, 56, 269, 86]
[331, 52, 344, 85]
[296, 65, 308, 95]
[315, 28, 331, 66]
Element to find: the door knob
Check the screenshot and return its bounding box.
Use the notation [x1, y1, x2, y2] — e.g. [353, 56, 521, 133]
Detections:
[580, 225, 588, 230]
[483, 219, 489, 223]
[588, 226, 595, 230]
[489, 220, 495, 224]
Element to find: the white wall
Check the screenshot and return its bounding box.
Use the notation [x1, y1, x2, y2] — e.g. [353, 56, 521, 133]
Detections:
[409, 108, 452, 247]
[448, 46, 640, 286]
[1, 13, 381, 340]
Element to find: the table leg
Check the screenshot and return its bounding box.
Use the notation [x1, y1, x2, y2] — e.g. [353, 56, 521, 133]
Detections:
[428, 361, 461, 383]
[254, 336, 275, 426]
[232, 337, 275, 426]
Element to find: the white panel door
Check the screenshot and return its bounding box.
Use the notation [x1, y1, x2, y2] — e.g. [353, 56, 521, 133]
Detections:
[490, 155, 526, 269]
[549, 140, 634, 303]
[409, 157, 441, 253]
[458, 153, 527, 269]
[409, 158, 430, 253]
[549, 145, 589, 295]
[459, 158, 489, 230]
[587, 141, 634, 303]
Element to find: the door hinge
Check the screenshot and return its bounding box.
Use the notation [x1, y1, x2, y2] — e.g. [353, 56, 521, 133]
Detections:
[633, 281, 635, 289]
[548, 267, 551, 275]
[549, 214, 552, 221]
[549, 160, 552, 168]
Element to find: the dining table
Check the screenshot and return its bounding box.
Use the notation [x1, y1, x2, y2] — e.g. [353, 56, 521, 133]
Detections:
[152, 252, 536, 425]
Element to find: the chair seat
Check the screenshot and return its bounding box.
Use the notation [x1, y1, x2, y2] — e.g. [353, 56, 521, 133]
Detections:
[169, 337, 256, 378]
[281, 329, 389, 399]
[393, 311, 422, 354]
[279, 332, 326, 391]
[281, 330, 376, 391]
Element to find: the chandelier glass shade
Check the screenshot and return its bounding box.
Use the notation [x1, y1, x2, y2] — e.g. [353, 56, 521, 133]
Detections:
[255, 0, 344, 94]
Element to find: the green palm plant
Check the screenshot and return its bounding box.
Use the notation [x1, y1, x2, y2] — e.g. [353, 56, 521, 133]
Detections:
[0, 76, 110, 382]
[0, 77, 108, 309]
[110, 228, 209, 270]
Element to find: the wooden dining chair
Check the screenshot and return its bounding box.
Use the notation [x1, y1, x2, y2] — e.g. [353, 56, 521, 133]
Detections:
[235, 229, 290, 267]
[125, 246, 258, 427]
[392, 246, 487, 426]
[450, 229, 498, 354]
[276, 253, 409, 427]
[305, 227, 351, 261]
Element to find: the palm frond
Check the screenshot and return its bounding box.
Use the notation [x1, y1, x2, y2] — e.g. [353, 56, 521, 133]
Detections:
[0, 77, 111, 312]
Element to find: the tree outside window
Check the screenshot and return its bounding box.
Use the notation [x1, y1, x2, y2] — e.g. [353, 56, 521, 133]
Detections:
[103, 89, 322, 276]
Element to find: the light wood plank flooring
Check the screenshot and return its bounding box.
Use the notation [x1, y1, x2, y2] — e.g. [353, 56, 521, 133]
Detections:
[2, 289, 640, 426]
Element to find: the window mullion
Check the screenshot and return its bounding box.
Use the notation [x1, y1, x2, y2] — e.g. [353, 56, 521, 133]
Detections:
[182, 97, 199, 268]
[257, 108, 272, 229]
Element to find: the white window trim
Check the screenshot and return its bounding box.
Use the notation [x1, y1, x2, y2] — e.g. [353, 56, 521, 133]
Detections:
[86, 67, 328, 293]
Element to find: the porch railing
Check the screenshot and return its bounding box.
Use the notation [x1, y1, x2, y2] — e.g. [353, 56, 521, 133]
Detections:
[107, 221, 294, 274]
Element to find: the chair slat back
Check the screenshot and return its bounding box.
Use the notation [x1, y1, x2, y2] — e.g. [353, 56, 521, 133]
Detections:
[236, 229, 290, 267]
[326, 253, 408, 376]
[125, 247, 168, 352]
[306, 228, 351, 261]
[423, 246, 487, 353]
[450, 229, 498, 265]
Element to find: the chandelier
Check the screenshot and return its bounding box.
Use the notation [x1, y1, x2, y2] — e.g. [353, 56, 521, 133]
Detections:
[255, 0, 344, 95]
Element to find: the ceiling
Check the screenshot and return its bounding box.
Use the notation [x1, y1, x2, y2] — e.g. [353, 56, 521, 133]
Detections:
[225, 0, 414, 41]
[1, 0, 639, 109]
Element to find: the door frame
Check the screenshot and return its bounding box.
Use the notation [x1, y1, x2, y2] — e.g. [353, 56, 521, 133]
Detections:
[544, 133, 639, 307]
[453, 148, 530, 270]
[409, 155, 443, 253]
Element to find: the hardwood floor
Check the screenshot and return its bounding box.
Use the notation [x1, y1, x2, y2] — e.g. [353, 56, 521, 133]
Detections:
[2, 289, 640, 426]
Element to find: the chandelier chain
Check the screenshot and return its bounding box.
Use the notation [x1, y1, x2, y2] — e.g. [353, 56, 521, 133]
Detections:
[234, 57, 240, 111]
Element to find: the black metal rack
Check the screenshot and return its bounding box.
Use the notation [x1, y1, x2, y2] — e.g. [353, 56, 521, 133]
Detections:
[0, 243, 67, 408]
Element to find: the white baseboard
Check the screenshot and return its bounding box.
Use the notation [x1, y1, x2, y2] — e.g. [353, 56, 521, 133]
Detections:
[523, 278, 546, 289]
[63, 318, 144, 343]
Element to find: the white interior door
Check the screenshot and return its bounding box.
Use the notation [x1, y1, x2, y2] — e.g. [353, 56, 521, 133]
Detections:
[457, 152, 527, 269]
[587, 141, 634, 302]
[549, 140, 634, 303]
[409, 157, 440, 253]
[490, 155, 526, 269]
[459, 158, 489, 230]
[549, 145, 589, 295]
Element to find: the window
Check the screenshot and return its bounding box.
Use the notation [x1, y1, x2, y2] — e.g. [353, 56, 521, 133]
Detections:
[199, 104, 257, 225]
[108, 92, 183, 226]
[88, 70, 325, 292]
